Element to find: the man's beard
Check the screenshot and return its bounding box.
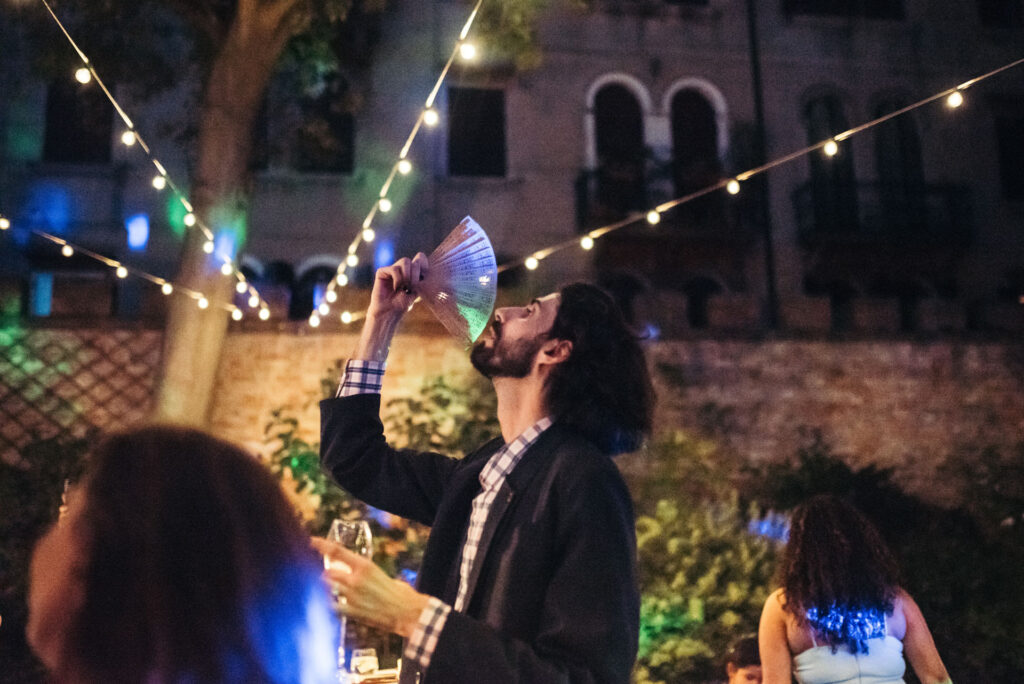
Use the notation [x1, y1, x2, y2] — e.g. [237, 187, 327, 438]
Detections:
[470, 323, 544, 379]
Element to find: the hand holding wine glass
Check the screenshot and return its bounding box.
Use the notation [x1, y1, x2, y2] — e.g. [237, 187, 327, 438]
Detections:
[324, 519, 372, 680]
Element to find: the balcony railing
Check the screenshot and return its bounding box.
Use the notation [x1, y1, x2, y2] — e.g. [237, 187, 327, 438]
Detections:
[792, 181, 972, 247]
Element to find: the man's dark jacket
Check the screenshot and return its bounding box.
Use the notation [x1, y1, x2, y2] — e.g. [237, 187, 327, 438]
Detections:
[320, 394, 640, 684]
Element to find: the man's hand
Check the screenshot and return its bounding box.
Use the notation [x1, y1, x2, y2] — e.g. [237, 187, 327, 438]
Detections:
[312, 537, 430, 638]
[354, 253, 430, 361]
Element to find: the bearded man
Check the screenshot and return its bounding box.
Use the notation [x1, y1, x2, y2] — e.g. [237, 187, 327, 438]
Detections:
[316, 252, 655, 684]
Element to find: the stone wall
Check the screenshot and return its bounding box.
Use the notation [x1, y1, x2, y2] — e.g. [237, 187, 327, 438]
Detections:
[208, 326, 1024, 504]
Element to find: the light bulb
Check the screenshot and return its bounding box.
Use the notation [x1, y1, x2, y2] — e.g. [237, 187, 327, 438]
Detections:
[0, 218, 9, 230]
[121, 130, 136, 146]
[823, 139, 839, 157]
[309, 313, 321, 328]
[197, 297, 209, 309]
[61, 245, 74, 257]
[235, 281, 247, 294]
[423, 108, 439, 126]
[947, 90, 964, 108]
[580, 236, 595, 250]
[397, 159, 412, 175]
[115, 265, 128, 279]
[220, 262, 232, 276]
[184, 213, 196, 227]
[152, 175, 166, 190]
[346, 254, 359, 267]
[259, 307, 270, 321]
[646, 210, 661, 225]
[362, 228, 376, 242]
[326, 289, 338, 303]
[336, 273, 349, 287]
[378, 198, 392, 213]
[459, 42, 477, 60]
[248, 294, 259, 308]
[231, 308, 243, 321]
[525, 256, 539, 270]
[318, 302, 330, 315]
[341, 311, 353, 324]
[203, 240, 214, 254]
[74, 67, 91, 84]
[161, 282, 173, 295]
[727, 179, 741, 195]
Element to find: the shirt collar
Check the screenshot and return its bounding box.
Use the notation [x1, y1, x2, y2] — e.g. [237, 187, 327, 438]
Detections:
[479, 416, 554, 490]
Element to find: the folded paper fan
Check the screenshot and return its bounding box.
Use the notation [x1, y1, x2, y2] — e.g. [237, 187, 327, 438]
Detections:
[419, 216, 497, 344]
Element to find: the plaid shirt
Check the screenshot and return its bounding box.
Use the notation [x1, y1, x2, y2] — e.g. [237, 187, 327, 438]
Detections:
[336, 360, 553, 671]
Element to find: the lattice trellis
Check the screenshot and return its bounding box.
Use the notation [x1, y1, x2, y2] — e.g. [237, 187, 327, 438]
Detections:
[0, 326, 163, 463]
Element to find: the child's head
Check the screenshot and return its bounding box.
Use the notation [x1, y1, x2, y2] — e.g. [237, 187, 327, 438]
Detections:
[725, 635, 762, 684]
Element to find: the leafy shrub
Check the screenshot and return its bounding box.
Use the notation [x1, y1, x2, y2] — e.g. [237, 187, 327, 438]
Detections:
[634, 495, 779, 684]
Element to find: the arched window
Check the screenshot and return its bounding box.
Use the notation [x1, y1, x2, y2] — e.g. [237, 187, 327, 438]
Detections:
[594, 84, 646, 215]
[874, 97, 925, 232]
[671, 88, 723, 224]
[805, 94, 858, 233]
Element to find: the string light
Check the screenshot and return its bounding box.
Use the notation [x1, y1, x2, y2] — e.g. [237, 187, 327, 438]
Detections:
[423, 108, 440, 127]
[378, 198, 392, 213]
[259, 307, 270, 321]
[61, 244, 74, 257]
[346, 254, 359, 267]
[231, 308, 243, 321]
[236, 281, 247, 294]
[459, 42, 478, 60]
[183, 213, 196, 227]
[325, 289, 338, 303]
[823, 139, 839, 157]
[361, 228, 376, 242]
[646, 210, 661, 225]
[203, 240, 214, 254]
[397, 159, 412, 175]
[248, 294, 260, 308]
[580, 236, 595, 250]
[336, 273, 349, 287]
[726, 179, 741, 195]
[341, 311, 353, 324]
[115, 265, 128, 279]
[220, 262, 233, 275]
[36, 0, 268, 317]
[197, 296, 209, 309]
[318, 302, 330, 316]
[525, 256, 540, 270]
[0, 217, 10, 230]
[309, 313, 321, 327]
[946, 90, 964, 108]
[161, 282, 173, 295]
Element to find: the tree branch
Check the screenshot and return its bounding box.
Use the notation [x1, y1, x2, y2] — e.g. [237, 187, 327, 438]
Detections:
[163, 0, 227, 47]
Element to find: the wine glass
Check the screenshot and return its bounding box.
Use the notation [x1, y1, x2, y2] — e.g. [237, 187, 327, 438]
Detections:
[326, 519, 373, 682]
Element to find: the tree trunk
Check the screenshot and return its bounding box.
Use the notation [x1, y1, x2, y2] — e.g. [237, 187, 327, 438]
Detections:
[154, 0, 300, 424]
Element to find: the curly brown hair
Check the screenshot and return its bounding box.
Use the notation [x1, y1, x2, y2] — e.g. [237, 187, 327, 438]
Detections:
[778, 494, 902, 651]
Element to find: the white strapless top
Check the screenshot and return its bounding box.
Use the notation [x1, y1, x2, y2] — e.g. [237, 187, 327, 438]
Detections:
[793, 636, 906, 684]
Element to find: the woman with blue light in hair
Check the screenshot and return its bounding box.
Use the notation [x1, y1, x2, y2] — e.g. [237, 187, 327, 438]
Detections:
[27, 426, 337, 684]
[758, 494, 951, 684]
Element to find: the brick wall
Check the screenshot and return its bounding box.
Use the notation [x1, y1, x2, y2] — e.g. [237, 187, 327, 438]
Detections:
[208, 328, 1024, 504]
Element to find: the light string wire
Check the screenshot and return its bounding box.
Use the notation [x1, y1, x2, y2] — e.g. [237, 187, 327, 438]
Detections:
[0, 215, 257, 319]
[313, 0, 485, 327]
[316, 53, 1024, 328]
[494, 54, 1024, 274]
[36, 0, 268, 317]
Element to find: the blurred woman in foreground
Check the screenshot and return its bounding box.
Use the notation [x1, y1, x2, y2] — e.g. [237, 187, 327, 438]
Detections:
[758, 494, 951, 684]
[27, 426, 337, 684]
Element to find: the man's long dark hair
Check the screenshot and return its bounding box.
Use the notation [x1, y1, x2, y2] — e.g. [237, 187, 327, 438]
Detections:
[779, 495, 902, 652]
[60, 426, 334, 684]
[544, 282, 654, 455]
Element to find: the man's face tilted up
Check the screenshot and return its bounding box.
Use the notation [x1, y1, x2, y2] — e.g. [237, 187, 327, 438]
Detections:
[470, 293, 561, 379]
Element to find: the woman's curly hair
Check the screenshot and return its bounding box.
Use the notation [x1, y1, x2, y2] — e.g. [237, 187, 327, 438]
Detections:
[778, 494, 902, 652]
